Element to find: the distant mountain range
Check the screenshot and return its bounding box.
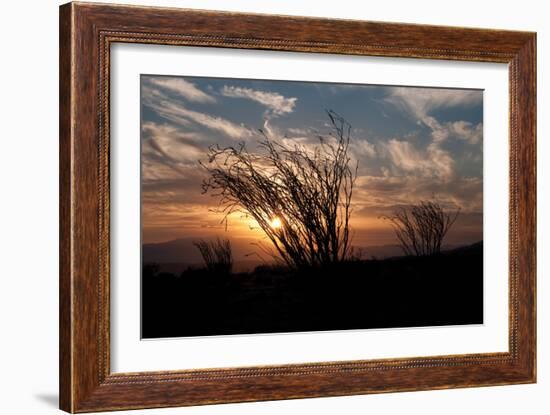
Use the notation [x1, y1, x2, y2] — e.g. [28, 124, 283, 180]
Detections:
[143, 238, 206, 264]
[142, 237, 262, 273]
[142, 237, 406, 265]
[142, 237, 480, 272]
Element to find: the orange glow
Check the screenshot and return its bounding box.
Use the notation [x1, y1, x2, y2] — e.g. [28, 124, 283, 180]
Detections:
[270, 217, 282, 229]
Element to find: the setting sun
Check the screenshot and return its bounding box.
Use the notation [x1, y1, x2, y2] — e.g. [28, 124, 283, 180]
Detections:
[270, 217, 282, 229]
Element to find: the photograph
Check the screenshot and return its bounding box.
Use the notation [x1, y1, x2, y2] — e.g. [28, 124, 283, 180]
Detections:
[140, 75, 484, 338]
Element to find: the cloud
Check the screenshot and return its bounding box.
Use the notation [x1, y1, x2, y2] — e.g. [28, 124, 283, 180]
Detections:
[221, 86, 297, 116]
[353, 174, 482, 214]
[384, 87, 483, 145]
[148, 77, 216, 103]
[352, 139, 377, 158]
[141, 121, 209, 183]
[380, 87, 482, 183]
[423, 116, 483, 145]
[286, 127, 310, 136]
[445, 120, 483, 144]
[381, 139, 454, 181]
[172, 105, 253, 139]
[384, 87, 482, 120]
[142, 122, 203, 162]
[324, 84, 364, 94]
[142, 86, 254, 140]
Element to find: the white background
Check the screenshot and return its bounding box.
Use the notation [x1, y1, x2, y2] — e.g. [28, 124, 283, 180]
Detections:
[0, 0, 547, 414]
[111, 45, 509, 372]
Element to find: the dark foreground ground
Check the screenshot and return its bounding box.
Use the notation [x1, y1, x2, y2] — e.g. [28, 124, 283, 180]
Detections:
[142, 242, 483, 338]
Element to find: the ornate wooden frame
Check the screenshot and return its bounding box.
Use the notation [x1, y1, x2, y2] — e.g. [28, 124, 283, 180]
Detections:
[59, 2, 536, 412]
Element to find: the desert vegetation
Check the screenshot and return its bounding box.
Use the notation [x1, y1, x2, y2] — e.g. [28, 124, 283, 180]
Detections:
[382, 201, 460, 256]
[193, 238, 233, 275]
[201, 110, 357, 268]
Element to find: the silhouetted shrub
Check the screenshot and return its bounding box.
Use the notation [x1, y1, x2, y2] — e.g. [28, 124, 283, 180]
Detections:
[201, 110, 357, 268]
[193, 238, 233, 275]
[382, 200, 460, 256]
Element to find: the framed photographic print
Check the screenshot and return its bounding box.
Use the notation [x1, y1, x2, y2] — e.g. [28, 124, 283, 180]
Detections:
[59, 2, 536, 412]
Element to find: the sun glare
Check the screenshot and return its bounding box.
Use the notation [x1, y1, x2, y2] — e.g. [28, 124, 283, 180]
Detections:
[270, 217, 282, 229]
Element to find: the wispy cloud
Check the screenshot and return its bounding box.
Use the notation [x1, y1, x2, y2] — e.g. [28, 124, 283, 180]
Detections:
[142, 122, 203, 162]
[380, 87, 482, 183]
[221, 86, 297, 116]
[384, 87, 482, 120]
[172, 105, 253, 140]
[352, 139, 377, 158]
[354, 174, 482, 214]
[148, 77, 216, 104]
[141, 121, 207, 182]
[143, 86, 253, 140]
[325, 84, 364, 94]
[381, 139, 454, 181]
[423, 116, 482, 145]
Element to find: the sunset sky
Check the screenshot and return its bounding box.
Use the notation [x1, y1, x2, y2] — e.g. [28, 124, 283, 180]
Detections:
[141, 75, 483, 261]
